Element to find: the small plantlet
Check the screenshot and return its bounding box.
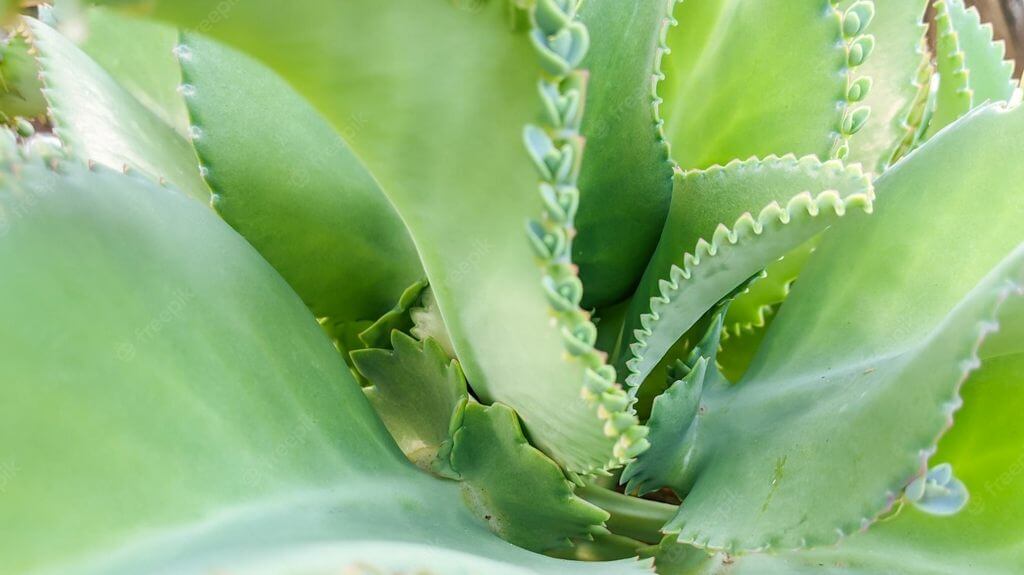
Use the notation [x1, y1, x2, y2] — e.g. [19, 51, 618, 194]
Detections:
[0, 1, 1021, 573]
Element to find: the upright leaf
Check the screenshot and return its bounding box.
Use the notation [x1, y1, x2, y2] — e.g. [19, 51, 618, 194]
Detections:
[177, 32, 424, 322]
[660, 0, 860, 169]
[573, 0, 675, 307]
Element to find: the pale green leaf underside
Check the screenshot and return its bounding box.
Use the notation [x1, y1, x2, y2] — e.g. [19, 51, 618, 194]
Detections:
[106, 0, 633, 474]
[0, 154, 401, 571]
[622, 155, 873, 390]
[177, 31, 424, 323]
[574, 0, 675, 307]
[662, 103, 1024, 552]
[0, 152, 651, 575]
[24, 17, 210, 202]
[840, 0, 930, 173]
[661, 0, 847, 169]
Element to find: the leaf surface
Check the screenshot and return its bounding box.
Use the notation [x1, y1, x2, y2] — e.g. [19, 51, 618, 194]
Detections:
[660, 103, 1024, 552]
[839, 0, 930, 172]
[0, 149, 651, 575]
[660, 0, 853, 169]
[177, 31, 424, 322]
[621, 156, 873, 390]
[574, 0, 675, 306]
[24, 17, 210, 202]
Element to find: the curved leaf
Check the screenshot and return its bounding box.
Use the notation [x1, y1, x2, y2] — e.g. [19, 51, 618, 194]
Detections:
[96, 0, 647, 474]
[573, 0, 675, 307]
[650, 352, 1024, 574]
[0, 153, 399, 571]
[177, 31, 424, 323]
[926, 0, 1014, 136]
[944, 0, 1016, 107]
[621, 155, 873, 390]
[0, 151, 651, 575]
[352, 332, 467, 474]
[660, 103, 1024, 552]
[622, 309, 729, 496]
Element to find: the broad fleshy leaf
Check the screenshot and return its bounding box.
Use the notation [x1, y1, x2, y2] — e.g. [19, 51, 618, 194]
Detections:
[76, 7, 191, 137]
[0, 148, 651, 575]
[176, 31, 425, 323]
[839, 0, 930, 172]
[451, 402, 611, 553]
[648, 352, 1024, 574]
[574, 0, 675, 307]
[99, 0, 643, 474]
[660, 0, 859, 169]
[659, 103, 1024, 552]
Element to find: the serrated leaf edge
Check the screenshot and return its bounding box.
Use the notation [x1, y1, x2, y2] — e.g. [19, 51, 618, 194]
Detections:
[525, 0, 648, 475]
[625, 175, 874, 392]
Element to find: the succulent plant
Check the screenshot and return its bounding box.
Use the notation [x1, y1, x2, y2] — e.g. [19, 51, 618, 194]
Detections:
[1, 0, 1022, 573]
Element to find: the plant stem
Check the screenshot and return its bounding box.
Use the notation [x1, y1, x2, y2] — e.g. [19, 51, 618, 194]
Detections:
[578, 485, 677, 544]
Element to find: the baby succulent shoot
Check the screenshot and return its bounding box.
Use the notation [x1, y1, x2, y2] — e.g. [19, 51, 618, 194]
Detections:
[1, 0, 1022, 573]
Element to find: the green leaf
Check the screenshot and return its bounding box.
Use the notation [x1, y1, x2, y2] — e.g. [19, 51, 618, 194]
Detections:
[0, 152, 397, 571]
[622, 309, 730, 497]
[723, 242, 812, 330]
[451, 402, 610, 553]
[660, 0, 854, 169]
[352, 332, 467, 475]
[100, 0, 641, 474]
[0, 149, 652, 575]
[410, 286, 457, 358]
[944, 0, 1016, 107]
[621, 155, 873, 391]
[839, 0, 930, 172]
[177, 31, 425, 323]
[650, 352, 1024, 574]
[77, 7, 191, 137]
[23, 16, 210, 202]
[0, 33, 47, 119]
[659, 103, 1024, 553]
[573, 0, 675, 307]
[924, 0, 1014, 136]
[355, 279, 428, 351]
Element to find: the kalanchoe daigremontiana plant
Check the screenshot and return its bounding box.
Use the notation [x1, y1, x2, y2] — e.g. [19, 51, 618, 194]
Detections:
[0, 0, 1022, 573]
